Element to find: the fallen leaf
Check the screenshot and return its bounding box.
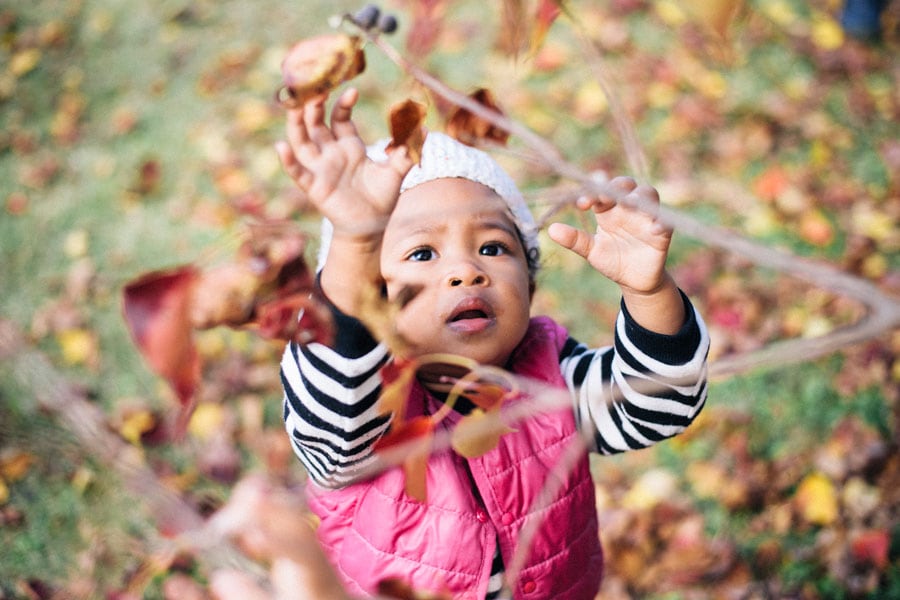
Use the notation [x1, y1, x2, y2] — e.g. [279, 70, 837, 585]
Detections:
[188, 402, 226, 442]
[794, 472, 838, 526]
[851, 529, 889, 569]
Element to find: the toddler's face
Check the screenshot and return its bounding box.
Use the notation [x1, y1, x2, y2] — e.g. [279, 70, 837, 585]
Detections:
[380, 178, 532, 367]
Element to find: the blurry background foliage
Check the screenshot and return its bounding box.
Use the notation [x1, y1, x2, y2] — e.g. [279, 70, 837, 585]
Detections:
[1, 0, 898, 598]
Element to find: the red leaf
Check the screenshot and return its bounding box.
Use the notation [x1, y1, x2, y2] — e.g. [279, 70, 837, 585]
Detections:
[445, 88, 509, 147]
[530, 0, 563, 54]
[122, 267, 201, 414]
[254, 294, 333, 345]
[851, 529, 890, 569]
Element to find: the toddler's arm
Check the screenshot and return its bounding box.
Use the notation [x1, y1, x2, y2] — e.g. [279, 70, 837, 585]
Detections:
[275, 87, 415, 318]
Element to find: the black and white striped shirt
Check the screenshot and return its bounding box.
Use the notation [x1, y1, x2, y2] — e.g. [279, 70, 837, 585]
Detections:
[281, 292, 709, 595]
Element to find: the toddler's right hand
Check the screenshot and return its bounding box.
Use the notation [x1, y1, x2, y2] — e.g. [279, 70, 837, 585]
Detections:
[275, 87, 416, 243]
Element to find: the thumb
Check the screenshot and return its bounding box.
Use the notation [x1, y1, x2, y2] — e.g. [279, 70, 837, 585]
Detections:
[548, 222, 593, 259]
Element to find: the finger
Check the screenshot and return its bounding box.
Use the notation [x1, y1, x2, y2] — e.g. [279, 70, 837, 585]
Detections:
[628, 184, 661, 216]
[547, 222, 593, 259]
[303, 95, 335, 146]
[385, 143, 415, 178]
[575, 194, 615, 213]
[275, 141, 312, 189]
[331, 88, 360, 139]
[285, 108, 316, 159]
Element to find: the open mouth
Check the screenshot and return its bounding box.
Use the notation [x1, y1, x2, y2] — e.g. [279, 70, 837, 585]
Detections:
[451, 309, 489, 322]
[447, 298, 495, 332]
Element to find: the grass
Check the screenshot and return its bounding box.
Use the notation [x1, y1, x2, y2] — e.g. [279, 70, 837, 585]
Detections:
[2, 0, 898, 597]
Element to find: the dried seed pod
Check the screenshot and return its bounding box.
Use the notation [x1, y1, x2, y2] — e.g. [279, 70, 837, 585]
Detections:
[378, 14, 398, 34]
[353, 4, 381, 29]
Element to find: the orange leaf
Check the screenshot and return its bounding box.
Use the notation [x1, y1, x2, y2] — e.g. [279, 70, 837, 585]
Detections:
[387, 99, 427, 165]
[377, 358, 418, 418]
[445, 88, 509, 147]
[374, 415, 434, 502]
[277, 34, 365, 108]
[123, 267, 201, 415]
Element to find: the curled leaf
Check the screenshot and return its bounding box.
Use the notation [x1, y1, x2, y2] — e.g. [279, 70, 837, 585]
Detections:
[451, 408, 514, 458]
[387, 99, 427, 164]
[122, 267, 201, 415]
[277, 34, 365, 108]
[445, 88, 509, 147]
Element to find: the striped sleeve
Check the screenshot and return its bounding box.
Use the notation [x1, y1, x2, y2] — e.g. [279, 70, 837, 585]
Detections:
[280, 298, 393, 488]
[559, 292, 709, 454]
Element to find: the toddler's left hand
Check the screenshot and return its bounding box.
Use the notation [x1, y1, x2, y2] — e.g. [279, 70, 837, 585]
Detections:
[548, 176, 672, 295]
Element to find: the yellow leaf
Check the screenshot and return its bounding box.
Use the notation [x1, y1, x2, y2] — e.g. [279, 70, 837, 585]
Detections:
[57, 328, 98, 366]
[235, 98, 272, 134]
[573, 80, 609, 121]
[760, 0, 799, 28]
[10, 49, 42, 77]
[451, 409, 513, 458]
[0, 478, 8, 505]
[119, 409, 156, 445]
[811, 15, 844, 50]
[188, 402, 226, 441]
[795, 472, 838, 525]
[686, 461, 727, 499]
[655, 0, 688, 27]
[622, 468, 679, 510]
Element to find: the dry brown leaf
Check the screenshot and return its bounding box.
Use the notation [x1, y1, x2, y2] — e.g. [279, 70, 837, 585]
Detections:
[445, 88, 509, 147]
[277, 34, 365, 108]
[387, 99, 427, 164]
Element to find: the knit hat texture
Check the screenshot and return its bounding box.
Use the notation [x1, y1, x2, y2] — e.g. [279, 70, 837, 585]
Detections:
[317, 131, 538, 270]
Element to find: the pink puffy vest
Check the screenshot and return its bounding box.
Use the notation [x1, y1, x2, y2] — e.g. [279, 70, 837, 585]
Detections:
[306, 317, 604, 599]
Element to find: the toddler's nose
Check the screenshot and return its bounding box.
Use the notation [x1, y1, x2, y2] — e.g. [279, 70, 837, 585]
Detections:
[447, 262, 489, 287]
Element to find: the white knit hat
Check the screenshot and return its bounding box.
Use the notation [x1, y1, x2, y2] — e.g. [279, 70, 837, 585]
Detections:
[317, 131, 539, 271]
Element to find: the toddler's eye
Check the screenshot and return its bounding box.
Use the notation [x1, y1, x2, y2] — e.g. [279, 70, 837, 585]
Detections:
[479, 242, 508, 257]
[408, 247, 436, 261]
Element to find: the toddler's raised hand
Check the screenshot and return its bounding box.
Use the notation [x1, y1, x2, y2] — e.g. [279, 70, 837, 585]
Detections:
[275, 88, 415, 242]
[548, 176, 673, 296]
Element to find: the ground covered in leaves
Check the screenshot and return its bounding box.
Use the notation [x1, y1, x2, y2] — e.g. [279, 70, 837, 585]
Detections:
[1, 0, 898, 598]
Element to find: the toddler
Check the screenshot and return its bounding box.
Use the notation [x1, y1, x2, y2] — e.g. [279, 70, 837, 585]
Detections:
[276, 88, 709, 600]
